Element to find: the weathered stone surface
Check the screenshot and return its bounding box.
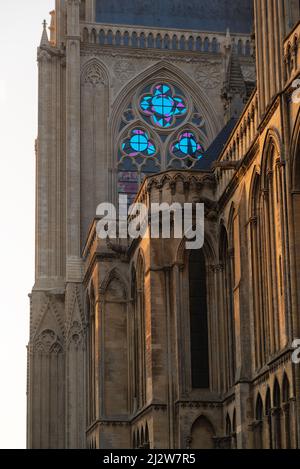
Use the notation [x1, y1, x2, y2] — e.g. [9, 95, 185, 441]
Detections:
[27, 0, 300, 450]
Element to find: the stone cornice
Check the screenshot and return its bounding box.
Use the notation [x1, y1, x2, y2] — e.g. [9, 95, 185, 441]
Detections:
[80, 43, 224, 64]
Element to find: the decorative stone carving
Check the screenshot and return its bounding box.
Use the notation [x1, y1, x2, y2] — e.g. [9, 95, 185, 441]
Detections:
[242, 65, 256, 82]
[195, 63, 222, 89]
[37, 48, 52, 63]
[34, 329, 63, 354]
[82, 61, 106, 86]
[67, 320, 84, 346]
[113, 60, 136, 82]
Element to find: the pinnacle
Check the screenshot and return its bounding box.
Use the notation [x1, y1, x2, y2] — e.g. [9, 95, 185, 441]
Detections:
[40, 19, 49, 46]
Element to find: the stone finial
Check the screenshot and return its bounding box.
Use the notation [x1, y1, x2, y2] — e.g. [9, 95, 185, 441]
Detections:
[40, 20, 50, 47]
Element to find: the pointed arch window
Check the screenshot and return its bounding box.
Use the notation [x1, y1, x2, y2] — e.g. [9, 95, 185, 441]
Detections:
[189, 249, 210, 389]
[118, 127, 160, 204]
[117, 80, 208, 201]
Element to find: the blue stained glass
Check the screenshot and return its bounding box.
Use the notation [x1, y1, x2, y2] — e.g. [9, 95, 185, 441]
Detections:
[130, 133, 148, 152]
[122, 129, 157, 157]
[140, 83, 187, 128]
[171, 132, 204, 160]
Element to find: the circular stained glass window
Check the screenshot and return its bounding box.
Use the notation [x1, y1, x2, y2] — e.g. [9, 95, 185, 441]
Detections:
[140, 84, 187, 129]
[122, 129, 156, 157]
[171, 132, 204, 160]
[130, 132, 149, 152]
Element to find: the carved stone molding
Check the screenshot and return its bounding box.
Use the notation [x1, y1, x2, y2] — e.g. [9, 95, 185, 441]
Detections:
[37, 49, 52, 63]
[195, 64, 222, 90]
[66, 320, 84, 347]
[82, 61, 107, 87]
[113, 60, 136, 82]
[33, 329, 63, 354]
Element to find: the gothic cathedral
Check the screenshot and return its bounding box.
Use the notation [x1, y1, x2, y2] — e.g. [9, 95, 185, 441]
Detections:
[27, 0, 300, 449]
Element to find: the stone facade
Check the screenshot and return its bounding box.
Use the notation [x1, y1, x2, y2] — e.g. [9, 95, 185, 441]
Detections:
[27, 0, 300, 449]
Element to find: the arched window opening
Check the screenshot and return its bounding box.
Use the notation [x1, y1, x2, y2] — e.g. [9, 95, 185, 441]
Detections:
[132, 258, 147, 412]
[132, 31, 138, 48]
[117, 81, 208, 201]
[251, 174, 268, 367]
[255, 394, 263, 449]
[188, 36, 194, 51]
[204, 37, 210, 52]
[196, 37, 202, 51]
[163, 34, 170, 49]
[180, 35, 186, 50]
[190, 416, 215, 449]
[156, 34, 162, 49]
[264, 143, 287, 353]
[189, 249, 209, 389]
[123, 31, 130, 46]
[103, 275, 129, 417]
[282, 373, 291, 449]
[211, 37, 218, 53]
[265, 388, 272, 449]
[225, 414, 232, 448]
[232, 410, 237, 449]
[172, 35, 178, 50]
[220, 226, 235, 388]
[147, 33, 154, 48]
[144, 423, 150, 449]
[256, 394, 263, 421]
[115, 30, 121, 46]
[107, 30, 113, 45]
[283, 373, 290, 403]
[237, 39, 243, 55]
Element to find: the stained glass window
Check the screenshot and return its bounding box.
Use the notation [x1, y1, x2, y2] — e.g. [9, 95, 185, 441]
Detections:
[171, 132, 204, 160]
[140, 84, 187, 128]
[118, 128, 160, 203]
[117, 83, 207, 201]
[122, 129, 156, 157]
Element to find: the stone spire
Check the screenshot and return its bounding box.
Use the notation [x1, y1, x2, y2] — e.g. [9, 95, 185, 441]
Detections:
[222, 51, 247, 121]
[40, 20, 50, 47]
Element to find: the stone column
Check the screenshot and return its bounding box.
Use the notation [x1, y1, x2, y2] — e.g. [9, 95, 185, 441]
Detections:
[55, 0, 67, 47]
[64, 0, 86, 449]
[36, 45, 53, 283]
[267, 0, 276, 98]
[66, 0, 82, 283]
[254, 0, 266, 114]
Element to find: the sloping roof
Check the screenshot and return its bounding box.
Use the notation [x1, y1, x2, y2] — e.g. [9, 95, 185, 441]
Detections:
[194, 117, 238, 170]
[225, 52, 246, 95]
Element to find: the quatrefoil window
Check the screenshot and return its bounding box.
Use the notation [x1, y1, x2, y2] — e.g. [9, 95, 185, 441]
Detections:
[140, 83, 187, 128]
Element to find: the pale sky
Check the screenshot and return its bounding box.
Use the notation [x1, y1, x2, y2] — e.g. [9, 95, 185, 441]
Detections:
[0, 0, 54, 449]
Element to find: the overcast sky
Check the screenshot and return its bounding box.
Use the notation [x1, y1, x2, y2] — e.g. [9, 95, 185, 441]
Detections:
[0, 0, 54, 449]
